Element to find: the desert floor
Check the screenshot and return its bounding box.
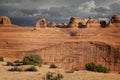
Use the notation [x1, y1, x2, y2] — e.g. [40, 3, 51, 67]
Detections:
[0, 62, 120, 80]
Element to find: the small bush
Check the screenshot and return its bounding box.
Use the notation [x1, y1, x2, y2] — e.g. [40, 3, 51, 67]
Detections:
[8, 67, 23, 71]
[25, 66, 38, 72]
[86, 62, 109, 73]
[6, 61, 14, 66]
[49, 64, 58, 68]
[86, 62, 96, 71]
[43, 72, 63, 80]
[23, 54, 42, 66]
[0, 57, 4, 62]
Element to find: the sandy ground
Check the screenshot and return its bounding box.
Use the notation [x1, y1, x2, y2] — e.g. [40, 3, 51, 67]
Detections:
[0, 62, 120, 80]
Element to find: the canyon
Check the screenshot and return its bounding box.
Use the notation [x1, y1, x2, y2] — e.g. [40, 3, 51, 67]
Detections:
[0, 15, 120, 72]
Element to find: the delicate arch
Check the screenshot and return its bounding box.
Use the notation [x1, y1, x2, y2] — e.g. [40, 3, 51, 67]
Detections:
[35, 18, 47, 29]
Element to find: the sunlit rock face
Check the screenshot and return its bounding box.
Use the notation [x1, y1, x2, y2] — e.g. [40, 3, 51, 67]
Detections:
[86, 16, 101, 28]
[35, 18, 47, 29]
[68, 17, 86, 28]
[31, 41, 119, 72]
[108, 15, 120, 27]
[0, 15, 120, 72]
[0, 16, 11, 25]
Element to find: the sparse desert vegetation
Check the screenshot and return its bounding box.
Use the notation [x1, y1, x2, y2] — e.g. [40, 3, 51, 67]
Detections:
[0, 61, 120, 80]
[49, 64, 58, 68]
[43, 72, 63, 80]
[0, 57, 4, 62]
[23, 54, 42, 66]
[86, 62, 109, 73]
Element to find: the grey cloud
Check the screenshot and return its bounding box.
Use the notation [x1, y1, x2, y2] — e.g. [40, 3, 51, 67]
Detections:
[0, 0, 120, 26]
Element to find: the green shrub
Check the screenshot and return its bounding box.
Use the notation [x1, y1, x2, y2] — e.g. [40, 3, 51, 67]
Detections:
[86, 62, 109, 73]
[43, 72, 63, 80]
[25, 66, 38, 72]
[23, 54, 42, 66]
[0, 57, 4, 62]
[86, 62, 96, 71]
[49, 64, 58, 68]
[8, 67, 23, 71]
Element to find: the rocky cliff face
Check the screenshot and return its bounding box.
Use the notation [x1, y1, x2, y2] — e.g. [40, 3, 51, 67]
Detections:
[16, 41, 120, 72]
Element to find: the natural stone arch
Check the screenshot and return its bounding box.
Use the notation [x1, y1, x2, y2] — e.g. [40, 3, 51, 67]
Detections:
[0, 16, 11, 25]
[35, 18, 47, 29]
[68, 17, 86, 28]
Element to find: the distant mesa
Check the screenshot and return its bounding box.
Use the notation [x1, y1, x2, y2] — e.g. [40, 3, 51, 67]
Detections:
[0, 16, 11, 25]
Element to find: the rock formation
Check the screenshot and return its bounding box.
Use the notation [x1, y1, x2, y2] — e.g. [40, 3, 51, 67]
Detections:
[56, 23, 68, 28]
[0, 15, 120, 72]
[108, 15, 120, 27]
[86, 16, 101, 28]
[12, 41, 120, 72]
[33, 42, 120, 72]
[68, 17, 86, 28]
[47, 22, 56, 28]
[0, 16, 11, 25]
[100, 20, 107, 28]
[35, 18, 47, 29]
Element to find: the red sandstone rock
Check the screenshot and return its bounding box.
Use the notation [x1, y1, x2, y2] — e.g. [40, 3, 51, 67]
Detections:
[86, 16, 101, 28]
[35, 18, 47, 29]
[108, 15, 120, 27]
[68, 17, 86, 28]
[0, 16, 11, 25]
[47, 22, 56, 28]
[0, 15, 120, 72]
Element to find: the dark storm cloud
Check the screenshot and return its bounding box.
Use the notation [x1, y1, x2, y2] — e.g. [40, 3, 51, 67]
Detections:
[0, 0, 120, 26]
[93, 2, 120, 19]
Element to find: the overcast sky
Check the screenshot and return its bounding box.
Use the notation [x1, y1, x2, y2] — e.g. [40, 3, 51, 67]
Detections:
[0, 0, 120, 26]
